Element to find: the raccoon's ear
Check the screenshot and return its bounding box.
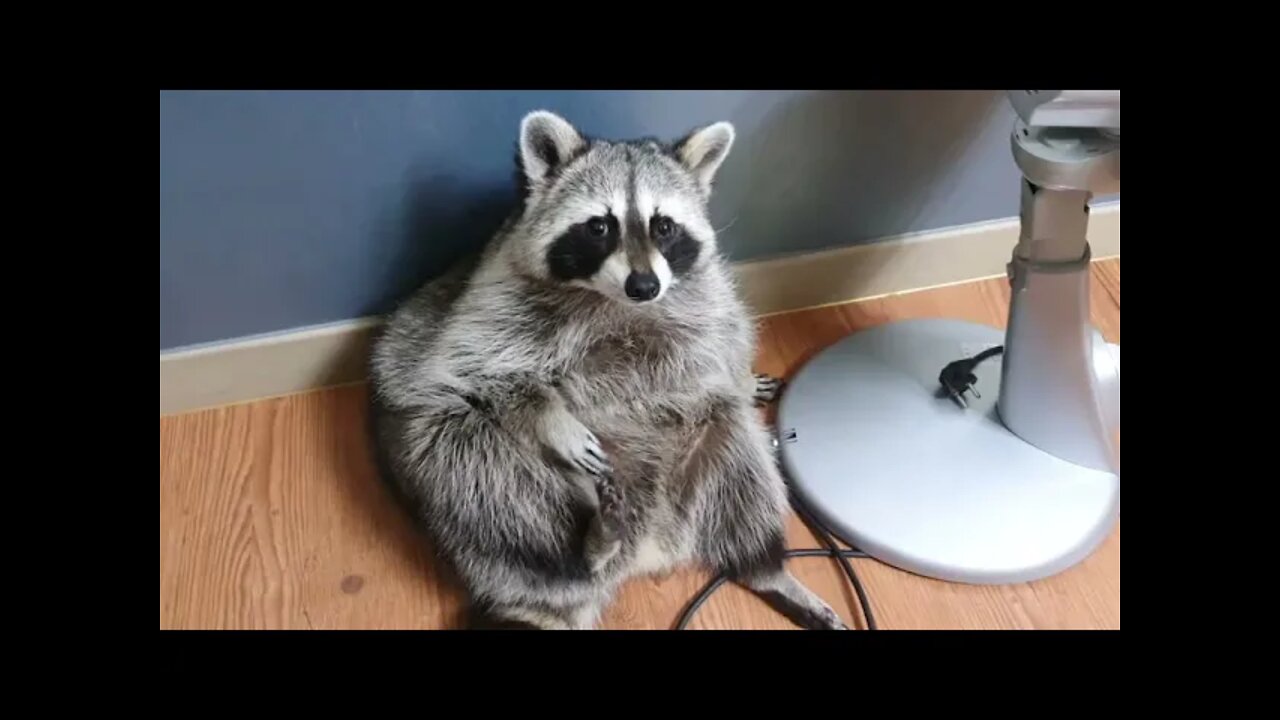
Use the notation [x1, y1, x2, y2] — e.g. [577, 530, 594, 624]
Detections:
[674, 121, 735, 192]
[519, 110, 586, 188]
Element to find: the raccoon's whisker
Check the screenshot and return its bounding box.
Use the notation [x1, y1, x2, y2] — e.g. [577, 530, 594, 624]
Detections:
[713, 216, 739, 234]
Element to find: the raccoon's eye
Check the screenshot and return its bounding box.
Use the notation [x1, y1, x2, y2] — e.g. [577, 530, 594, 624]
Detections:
[651, 216, 675, 239]
[586, 218, 609, 237]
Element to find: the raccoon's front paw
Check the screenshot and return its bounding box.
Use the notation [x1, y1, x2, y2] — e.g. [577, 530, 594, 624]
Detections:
[539, 411, 610, 477]
[595, 474, 625, 534]
[752, 373, 784, 406]
[585, 475, 627, 572]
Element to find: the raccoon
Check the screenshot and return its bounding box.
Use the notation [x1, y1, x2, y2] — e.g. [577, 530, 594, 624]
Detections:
[369, 110, 845, 630]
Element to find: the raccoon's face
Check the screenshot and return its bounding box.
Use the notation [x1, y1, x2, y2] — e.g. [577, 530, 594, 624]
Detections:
[509, 110, 734, 305]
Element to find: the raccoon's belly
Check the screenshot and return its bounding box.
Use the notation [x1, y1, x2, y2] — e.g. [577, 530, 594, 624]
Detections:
[580, 410, 689, 477]
[574, 404, 703, 578]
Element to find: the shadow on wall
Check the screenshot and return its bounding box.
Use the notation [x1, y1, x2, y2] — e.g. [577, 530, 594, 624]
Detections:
[365, 172, 515, 319]
[712, 90, 1005, 297]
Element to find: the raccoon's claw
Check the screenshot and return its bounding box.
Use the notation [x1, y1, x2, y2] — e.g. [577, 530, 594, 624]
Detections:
[574, 454, 611, 478]
[752, 373, 784, 406]
[574, 436, 611, 477]
[540, 412, 611, 477]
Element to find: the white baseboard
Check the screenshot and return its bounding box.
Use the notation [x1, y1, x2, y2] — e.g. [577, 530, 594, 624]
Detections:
[160, 318, 382, 416]
[160, 204, 1119, 416]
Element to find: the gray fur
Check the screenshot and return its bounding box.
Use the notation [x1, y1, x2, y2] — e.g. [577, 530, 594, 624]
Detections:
[369, 111, 844, 630]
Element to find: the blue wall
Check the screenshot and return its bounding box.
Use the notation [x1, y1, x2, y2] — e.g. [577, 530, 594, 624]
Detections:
[159, 90, 1116, 351]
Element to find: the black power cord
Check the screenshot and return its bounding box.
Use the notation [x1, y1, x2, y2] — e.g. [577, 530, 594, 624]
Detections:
[789, 485, 878, 630]
[938, 345, 1004, 409]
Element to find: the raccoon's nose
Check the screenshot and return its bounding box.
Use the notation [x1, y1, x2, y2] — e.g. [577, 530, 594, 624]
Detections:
[624, 272, 661, 302]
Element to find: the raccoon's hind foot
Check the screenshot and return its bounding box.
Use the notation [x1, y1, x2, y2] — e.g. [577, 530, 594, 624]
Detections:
[584, 473, 626, 573]
[752, 373, 784, 406]
[744, 570, 848, 630]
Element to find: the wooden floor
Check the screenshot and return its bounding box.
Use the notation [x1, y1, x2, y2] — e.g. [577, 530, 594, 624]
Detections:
[159, 260, 1120, 630]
